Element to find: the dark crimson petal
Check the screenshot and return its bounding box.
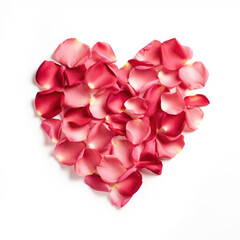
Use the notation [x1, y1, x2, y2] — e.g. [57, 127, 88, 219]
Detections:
[36, 61, 64, 90]
[64, 65, 86, 86]
[184, 94, 210, 108]
[35, 90, 64, 118]
[84, 174, 111, 192]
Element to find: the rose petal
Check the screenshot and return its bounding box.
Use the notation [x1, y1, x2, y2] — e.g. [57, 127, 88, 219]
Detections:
[36, 61, 64, 90]
[85, 62, 117, 90]
[137, 154, 163, 175]
[97, 156, 126, 183]
[110, 140, 136, 168]
[87, 123, 114, 152]
[179, 62, 209, 90]
[110, 187, 131, 208]
[116, 171, 142, 196]
[84, 174, 111, 192]
[89, 88, 112, 119]
[64, 83, 90, 108]
[124, 97, 148, 116]
[54, 138, 85, 166]
[126, 119, 151, 145]
[106, 90, 131, 114]
[53, 38, 90, 68]
[91, 42, 116, 63]
[161, 38, 191, 70]
[74, 149, 101, 177]
[135, 40, 162, 66]
[35, 90, 64, 118]
[156, 135, 185, 159]
[184, 94, 210, 108]
[64, 65, 86, 86]
[158, 69, 181, 88]
[41, 119, 62, 143]
[185, 107, 204, 131]
[143, 84, 166, 116]
[128, 66, 158, 93]
[161, 92, 185, 115]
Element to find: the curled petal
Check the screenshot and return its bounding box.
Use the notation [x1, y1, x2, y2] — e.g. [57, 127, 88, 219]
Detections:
[128, 66, 158, 93]
[124, 97, 148, 116]
[36, 61, 64, 90]
[84, 174, 111, 192]
[91, 42, 116, 63]
[143, 84, 166, 116]
[97, 156, 126, 183]
[35, 91, 64, 118]
[53, 38, 90, 68]
[41, 119, 62, 143]
[184, 94, 210, 108]
[54, 138, 85, 166]
[110, 140, 136, 168]
[106, 90, 130, 114]
[179, 62, 209, 89]
[64, 65, 86, 86]
[156, 135, 185, 159]
[64, 83, 90, 108]
[158, 69, 181, 88]
[185, 107, 204, 131]
[110, 187, 131, 208]
[116, 171, 142, 197]
[126, 119, 151, 145]
[135, 40, 162, 66]
[137, 154, 163, 175]
[161, 92, 185, 115]
[89, 88, 112, 119]
[85, 62, 117, 90]
[74, 149, 101, 177]
[161, 38, 191, 70]
[87, 123, 114, 152]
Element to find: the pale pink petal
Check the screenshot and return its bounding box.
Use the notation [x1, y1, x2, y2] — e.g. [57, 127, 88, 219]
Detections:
[179, 62, 209, 89]
[158, 69, 181, 88]
[91, 42, 116, 63]
[85, 62, 117, 90]
[161, 92, 185, 115]
[128, 66, 158, 93]
[135, 40, 162, 66]
[74, 149, 101, 177]
[126, 119, 151, 145]
[53, 38, 90, 68]
[110, 187, 131, 208]
[89, 88, 112, 119]
[35, 90, 64, 118]
[185, 107, 204, 131]
[64, 83, 90, 108]
[110, 140, 136, 168]
[156, 135, 185, 159]
[87, 123, 114, 152]
[36, 61, 64, 90]
[97, 156, 126, 183]
[184, 94, 210, 108]
[41, 119, 62, 143]
[54, 138, 85, 166]
[161, 38, 191, 70]
[64, 65, 86, 86]
[84, 174, 111, 192]
[124, 97, 148, 116]
[143, 84, 166, 116]
[116, 171, 142, 196]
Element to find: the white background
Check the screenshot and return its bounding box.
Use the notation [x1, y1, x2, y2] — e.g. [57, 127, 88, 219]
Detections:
[1, 0, 240, 239]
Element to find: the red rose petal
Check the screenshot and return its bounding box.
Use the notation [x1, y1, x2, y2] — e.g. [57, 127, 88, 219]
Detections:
[91, 42, 116, 63]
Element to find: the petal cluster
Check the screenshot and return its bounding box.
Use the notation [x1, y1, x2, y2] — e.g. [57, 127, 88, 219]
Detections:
[35, 38, 209, 208]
